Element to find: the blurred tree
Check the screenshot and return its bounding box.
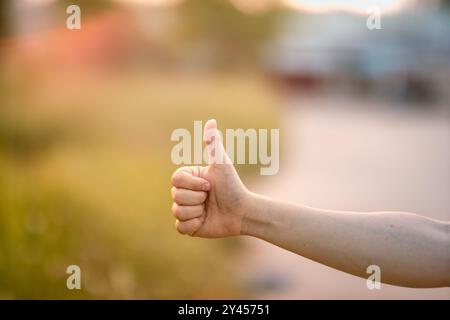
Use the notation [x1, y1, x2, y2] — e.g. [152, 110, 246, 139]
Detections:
[179, 0, 282, 69]
[0, 0, 11, 37]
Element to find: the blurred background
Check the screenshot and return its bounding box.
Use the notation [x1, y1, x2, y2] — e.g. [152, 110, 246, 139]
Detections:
[0, 0, 449, 299]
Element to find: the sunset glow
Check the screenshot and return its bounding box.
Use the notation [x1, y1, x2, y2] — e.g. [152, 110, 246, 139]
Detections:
[282, 0, 414, 14]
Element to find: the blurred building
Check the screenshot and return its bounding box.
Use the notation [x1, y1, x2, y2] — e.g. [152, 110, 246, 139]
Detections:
[265, 7, 450, 103]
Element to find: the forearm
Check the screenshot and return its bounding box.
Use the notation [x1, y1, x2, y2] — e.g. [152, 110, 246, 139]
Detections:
[241, 192, 450, 288]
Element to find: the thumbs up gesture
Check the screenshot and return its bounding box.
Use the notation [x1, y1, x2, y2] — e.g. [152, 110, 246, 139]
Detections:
[170, 119, 251, 238]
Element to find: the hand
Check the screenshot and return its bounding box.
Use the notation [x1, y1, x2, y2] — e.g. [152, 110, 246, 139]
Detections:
[170, 119, 251, 238]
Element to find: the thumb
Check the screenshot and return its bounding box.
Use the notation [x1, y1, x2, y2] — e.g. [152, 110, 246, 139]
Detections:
[203, 119, 231, 165]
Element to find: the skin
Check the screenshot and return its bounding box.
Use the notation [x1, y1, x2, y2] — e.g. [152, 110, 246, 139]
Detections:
[170, 119, 450, 288]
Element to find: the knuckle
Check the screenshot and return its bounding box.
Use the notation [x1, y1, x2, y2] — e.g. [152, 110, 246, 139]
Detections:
[175, 220, 185, 235]
[180, 223, 191, 235]
[188, 219, 202, 236]
[172, 189, 183, 203]
[178, 166, 189, 172]
[173, 204, 184, 219]
[171, 202, 179, 216]
[171, 172, 182, 186]
[199, 191, 207, 202]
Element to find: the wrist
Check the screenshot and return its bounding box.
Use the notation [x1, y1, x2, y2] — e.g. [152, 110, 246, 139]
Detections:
[240, 192, 271, 237]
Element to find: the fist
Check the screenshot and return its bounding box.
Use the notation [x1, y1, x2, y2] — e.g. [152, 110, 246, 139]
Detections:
[170, 119, 251, 238]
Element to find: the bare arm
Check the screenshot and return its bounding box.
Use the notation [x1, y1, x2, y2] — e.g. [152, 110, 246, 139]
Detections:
[241, 193, 450, 288]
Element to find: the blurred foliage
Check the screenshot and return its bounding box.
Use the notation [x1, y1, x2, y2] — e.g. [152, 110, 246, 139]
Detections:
[0, 1, 10, 37]
[0, 69, 279, 298]
[0, 0, 280, 299]
[179, 0, 281, 68]
[0, 110, 67, 160]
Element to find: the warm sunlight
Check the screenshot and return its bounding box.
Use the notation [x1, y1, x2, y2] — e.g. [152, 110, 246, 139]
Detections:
[282, 0, 415, 14]
[113, 0, 185, 7]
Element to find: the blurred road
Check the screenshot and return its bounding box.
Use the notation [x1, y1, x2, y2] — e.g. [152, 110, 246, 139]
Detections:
[239, 94, 450, 299]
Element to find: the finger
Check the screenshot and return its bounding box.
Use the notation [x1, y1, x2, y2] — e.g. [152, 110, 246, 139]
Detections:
[172, 203, 204, 221]
[171, 187, 207, 205]
[171, 169, 210, 191]
[203, 119, 230, 165]
[175, 217, 203, 236]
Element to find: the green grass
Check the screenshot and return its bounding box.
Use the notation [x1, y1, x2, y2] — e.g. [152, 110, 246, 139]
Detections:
[0, 70, 279, 298]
